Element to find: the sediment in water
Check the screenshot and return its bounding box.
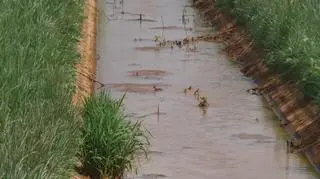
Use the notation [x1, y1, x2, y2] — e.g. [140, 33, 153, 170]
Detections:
[192, 0, 320, 172]
[72, 0, 98, 107]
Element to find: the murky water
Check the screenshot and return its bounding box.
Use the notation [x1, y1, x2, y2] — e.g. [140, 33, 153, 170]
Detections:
[96, 0, 318, 178]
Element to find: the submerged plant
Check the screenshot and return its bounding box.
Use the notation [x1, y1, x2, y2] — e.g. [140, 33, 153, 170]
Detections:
[79, 91, 150, 179]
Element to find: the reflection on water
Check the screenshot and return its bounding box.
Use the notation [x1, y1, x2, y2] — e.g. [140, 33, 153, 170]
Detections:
[96, 0, 318, 178]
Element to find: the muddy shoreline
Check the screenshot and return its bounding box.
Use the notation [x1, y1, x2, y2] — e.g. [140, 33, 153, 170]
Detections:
[193, 0, 320, 172]
[72, 0, 98, 107]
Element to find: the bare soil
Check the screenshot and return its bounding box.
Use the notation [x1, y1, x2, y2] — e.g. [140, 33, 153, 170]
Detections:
[71, 0, 101, 178]
[72, 0, 98, 107]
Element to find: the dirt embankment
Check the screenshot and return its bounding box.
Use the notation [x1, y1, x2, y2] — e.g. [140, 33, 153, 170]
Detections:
[72, 0, 98, 178]
[72, 0, 98, 107]
[193, 0, 320, 153]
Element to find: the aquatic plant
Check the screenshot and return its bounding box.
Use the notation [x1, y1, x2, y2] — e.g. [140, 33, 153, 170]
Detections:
[215, 0, 320, 104]
[79, 91, 150, 178]
[0, 0, 84, 178]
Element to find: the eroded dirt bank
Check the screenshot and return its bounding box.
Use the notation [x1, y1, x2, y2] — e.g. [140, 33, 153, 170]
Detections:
[193, 0, 320, 171]
[72, 0, 97, 178]
[72, 0, 98, 107]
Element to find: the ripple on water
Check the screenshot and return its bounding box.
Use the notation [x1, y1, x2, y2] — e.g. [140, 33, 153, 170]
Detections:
[135, 173, 167, 179]
[134, 46, 161, 52]
[231, 132, 272, 140]
[149, 26, 192, 31]
[106, 83, 170, 93]
[128, 70, 169, 77]
[128, 63, 141, 66]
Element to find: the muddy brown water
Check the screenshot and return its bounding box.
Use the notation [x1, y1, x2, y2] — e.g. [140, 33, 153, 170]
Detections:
[96, 0, 319, 178]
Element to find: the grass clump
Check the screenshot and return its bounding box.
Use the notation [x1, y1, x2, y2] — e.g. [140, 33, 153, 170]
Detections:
[0, 0, 84, 178]
[215, 0, 320, 104]
[79, 91, 151, 179]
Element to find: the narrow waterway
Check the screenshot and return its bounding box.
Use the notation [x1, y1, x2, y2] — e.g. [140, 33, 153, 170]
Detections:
[96, 0, 318, 178]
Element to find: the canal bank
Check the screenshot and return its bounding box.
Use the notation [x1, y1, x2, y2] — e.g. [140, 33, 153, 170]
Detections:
[72, 0, 98, 178]
[73, 0, 98, 107]
[193, 0, 320, 175]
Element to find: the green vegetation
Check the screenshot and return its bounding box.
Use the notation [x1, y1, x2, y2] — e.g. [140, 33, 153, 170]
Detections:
[1, 1, 150, 178]
[79, 91, 150, 179]
[215, 0, 320, 104]
[0, 0, 84, 178]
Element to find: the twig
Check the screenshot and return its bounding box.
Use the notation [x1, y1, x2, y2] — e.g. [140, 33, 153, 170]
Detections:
[139, 14, 142, 24]
[76, 71, 105, 88]
[121, 0, 124, 14]
[214, 27, 236, 38]
[239, 41, 253, 56]
[157, 104, 160, 124]
[161, 16, 165, 38]
[183, 7, 188, 38]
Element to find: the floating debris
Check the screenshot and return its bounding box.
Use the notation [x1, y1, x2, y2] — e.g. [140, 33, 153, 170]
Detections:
[182, 86, 210, 109]
[247, 87, 263, 95]
[198, 96, 209, 107]
[154, 35, 162, 42]
[183, 85, 193, 93]
[153, 85, 163, 91]
[193, 88, 199, 95]
[176, 40, 182, 48]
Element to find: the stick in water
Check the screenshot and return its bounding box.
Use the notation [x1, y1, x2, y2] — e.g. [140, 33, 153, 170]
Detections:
[121, 0, 124, 14]
[139, 14, 142, 23]
[161, 16, 165, 38]
[77, 71, 105, 88]
[157, 104, 160, 125]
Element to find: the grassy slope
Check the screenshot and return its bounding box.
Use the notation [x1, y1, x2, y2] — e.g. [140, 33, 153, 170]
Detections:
[215, 0, 320, 104]
[0, 0, 84, 178]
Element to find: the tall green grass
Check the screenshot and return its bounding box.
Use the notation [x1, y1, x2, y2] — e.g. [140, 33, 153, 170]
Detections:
[0, 0, 84, 178]
[215, 0, 320, 104]
[79, 91, 150, 178]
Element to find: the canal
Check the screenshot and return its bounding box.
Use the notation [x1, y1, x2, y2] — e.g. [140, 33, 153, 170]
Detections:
[96, 0, 318, 178]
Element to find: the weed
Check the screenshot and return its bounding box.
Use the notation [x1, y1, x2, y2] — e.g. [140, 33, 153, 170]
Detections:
[79, 91, 150, 179]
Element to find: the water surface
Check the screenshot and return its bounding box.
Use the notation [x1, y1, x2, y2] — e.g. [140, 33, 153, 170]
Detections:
[96, 0, 318, 178]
